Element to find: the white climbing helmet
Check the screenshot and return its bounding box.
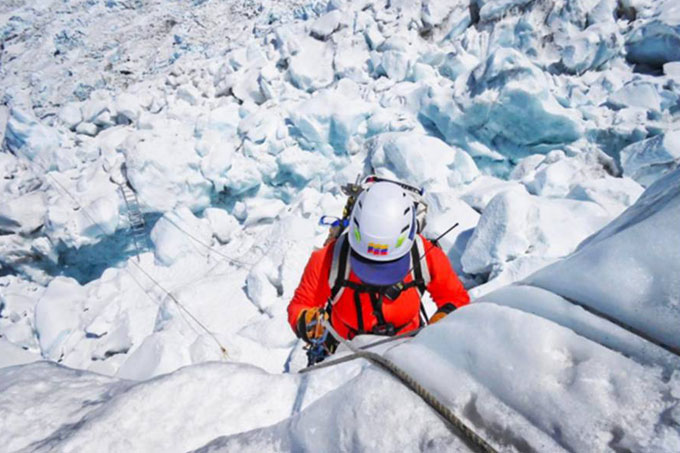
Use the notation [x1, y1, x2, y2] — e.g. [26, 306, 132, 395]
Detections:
[347, 181, 417, 285]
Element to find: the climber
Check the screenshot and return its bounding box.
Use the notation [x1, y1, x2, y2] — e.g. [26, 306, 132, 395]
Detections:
[288, 179, 470, 363]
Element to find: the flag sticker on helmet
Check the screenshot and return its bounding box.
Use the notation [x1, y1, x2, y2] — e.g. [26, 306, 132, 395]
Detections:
[367, 242, 388, 256]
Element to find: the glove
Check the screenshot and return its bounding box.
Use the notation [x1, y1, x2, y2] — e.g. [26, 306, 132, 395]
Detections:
[429, 303, 456, 324]
[296, 307, 328, 343]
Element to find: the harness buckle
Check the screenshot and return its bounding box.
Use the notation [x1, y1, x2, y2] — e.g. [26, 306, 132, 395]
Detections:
[371, 322, 396, 336]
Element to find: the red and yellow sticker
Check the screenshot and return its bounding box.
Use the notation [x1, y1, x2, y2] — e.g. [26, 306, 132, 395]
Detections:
[367, 242, 388, 256]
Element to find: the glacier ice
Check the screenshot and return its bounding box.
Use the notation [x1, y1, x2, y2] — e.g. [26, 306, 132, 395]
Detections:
[1, 0, 679, 450]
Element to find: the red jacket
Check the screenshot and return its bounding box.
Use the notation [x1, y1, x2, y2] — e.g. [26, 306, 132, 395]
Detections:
[287, 235, 470, 339]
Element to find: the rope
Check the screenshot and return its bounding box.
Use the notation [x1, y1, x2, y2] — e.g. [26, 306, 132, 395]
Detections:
[320, 319, 499, 453]
[299, 327, 423, 373]
[526, 286, 680, 358]
[162, 216, 252, 267]
[15, 155, 230, 359]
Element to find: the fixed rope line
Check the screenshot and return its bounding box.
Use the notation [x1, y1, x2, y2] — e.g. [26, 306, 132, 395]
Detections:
[321, 319, 499, 453]
[163, 216, 252, 267]
[125, 257, 229, 358]
[16, 154, 230, 359]
[299, 327, 423, 373]
[526, 286, 680, 358]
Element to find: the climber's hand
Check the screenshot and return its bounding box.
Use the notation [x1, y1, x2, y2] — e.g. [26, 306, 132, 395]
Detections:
[296, 307, 328, 343]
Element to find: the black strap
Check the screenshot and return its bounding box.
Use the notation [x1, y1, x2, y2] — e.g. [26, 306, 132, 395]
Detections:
[435, 303, 457, 315]
[369, 292, 387, 327]
[353, 290, 365, 334]
[410, 244, 427, 295]
[330, 236, 351, 300]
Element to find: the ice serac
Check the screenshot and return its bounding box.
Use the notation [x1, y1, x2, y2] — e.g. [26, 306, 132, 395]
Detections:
[121, 125, 212, 212]
[620, 129, 680, 187]
[525, 168, 680, 352]
[288, 36, 335, 92]
[420, 48, 585, 162]
[461, 187, 611, 275]
[4, 109, 74, 171]
[369, 132, 480, 191]
[626, 0, 680, 67]
[288, 83, 372, 156]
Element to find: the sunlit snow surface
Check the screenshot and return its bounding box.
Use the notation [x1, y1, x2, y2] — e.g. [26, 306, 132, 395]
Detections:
[1, 0, 680, 451]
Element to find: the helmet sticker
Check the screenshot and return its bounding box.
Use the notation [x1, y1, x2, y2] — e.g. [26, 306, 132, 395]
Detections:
[367, 242, 388, 256]
[396, 234, 406, 248]
[353, 227, 361, 243]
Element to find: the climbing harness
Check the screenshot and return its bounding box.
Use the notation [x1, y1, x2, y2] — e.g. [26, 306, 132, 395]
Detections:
[324, 222, 459, 340]
[317, 318, 499, 453]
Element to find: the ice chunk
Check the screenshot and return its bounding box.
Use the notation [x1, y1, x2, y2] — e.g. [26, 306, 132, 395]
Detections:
[150, 208, 212, 266]
[333, 35, 371, 82]
[422, 193, 480, 274]
[0, 191, 46, 234]
[288, 85, 372, 155]
[567, 176, 644, 215]
[459, 175, 525, 211]
[421, 48, 584, 157]
[525, 168, 680, 352]
[288, 36, 335, 92]
[369, 132, 480, 191]
[246, 258, 279, 312]
[620, 129, 680, 187]
[510, 149, 618, 198]
[608, 81, 662, 111]
[76, 196, 119, 239]
[195, 104, 241, 141]
[276, 146, 331, 183]
[476, 0, 533, 22]
[469, 255, 557, 297]
[114, 93, 142, 123]
[461, 187, 612, 275]
[560, 23, 623, 74]
[122, 127, 212, 212]
[310, 10, 346, 40]
[626, 0, 680, 66]
[238, 107, 287, 155]
[421, 0, 472, 41]
[203, 208, 239, 244]
[34, 277, 86, 360]
[222, 154, 262, 196]
[4, 108, 74, 171]
[58, 103, 83, 130]
[473, 80, 584, 147]
[242, 198, 287, 227]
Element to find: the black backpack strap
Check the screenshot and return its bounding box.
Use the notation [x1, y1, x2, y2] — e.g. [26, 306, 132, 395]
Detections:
[410, 236, 429, 296]
[328, 233, 351, 305]
[410, 235, 432, 323]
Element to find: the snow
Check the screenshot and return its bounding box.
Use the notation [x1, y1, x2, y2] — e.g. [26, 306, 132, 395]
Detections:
[393, 303, 680, 452]
[1, 0, 680, 450]
[526, 168, 680, 352]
